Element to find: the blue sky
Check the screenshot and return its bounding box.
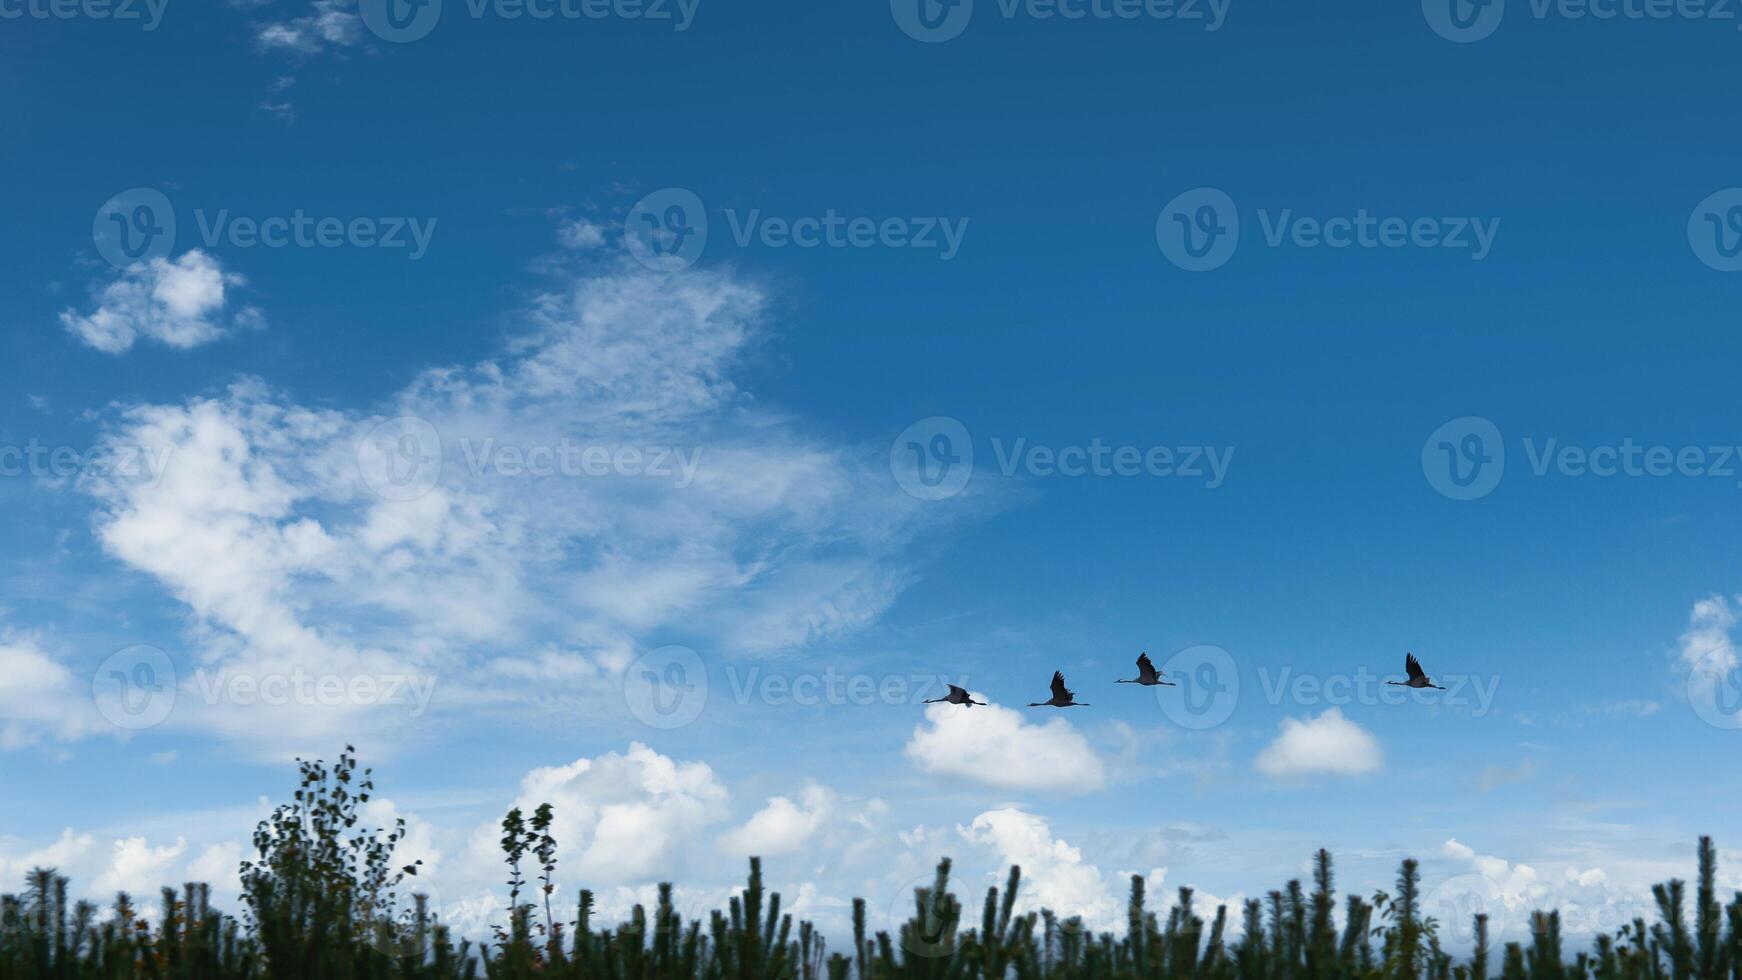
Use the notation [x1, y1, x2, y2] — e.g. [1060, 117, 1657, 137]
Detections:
[3, 0, 1742, 951]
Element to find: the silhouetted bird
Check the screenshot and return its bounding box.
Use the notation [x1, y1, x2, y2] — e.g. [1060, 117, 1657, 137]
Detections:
[1029, 671, 1089, 707]
[923, 684, 985, 707]
[1386, 652, 1447, 690]
[1116, 652, 1175, 687]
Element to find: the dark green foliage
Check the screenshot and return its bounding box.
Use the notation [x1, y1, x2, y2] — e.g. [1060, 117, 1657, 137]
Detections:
[6, 749, 1742, 980]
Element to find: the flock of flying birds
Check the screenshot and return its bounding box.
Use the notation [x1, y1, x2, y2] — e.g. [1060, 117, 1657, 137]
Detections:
[921, 652, 1448, 709]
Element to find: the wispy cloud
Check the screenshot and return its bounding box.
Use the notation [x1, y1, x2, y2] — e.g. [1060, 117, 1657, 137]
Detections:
[76, 257, 958, 758]
[253, 0, 361, 54]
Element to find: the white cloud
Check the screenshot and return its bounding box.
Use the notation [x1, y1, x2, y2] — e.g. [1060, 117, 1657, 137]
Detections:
[720, 785, 834, 858]
[905, 700, 1105, 793]
[718, 783, 885, 862]
[1254, 708, 1381, 779]
[459, 743, 730, 887]
[1433, 839, 1651, 943]
[78, 258, 953, 757]
[255, 0, 361, 53]
[93, 836, 188, 897]
[558, 218, 607, 250]
[1680, 594, 1739, 703]
[61, 250, 263, 354]
[0, 625, 111, 749]
[959, 809, 1122, 930]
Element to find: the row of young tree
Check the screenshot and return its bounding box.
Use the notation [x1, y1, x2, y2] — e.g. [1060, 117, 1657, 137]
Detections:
[2, 747, 1739, 980]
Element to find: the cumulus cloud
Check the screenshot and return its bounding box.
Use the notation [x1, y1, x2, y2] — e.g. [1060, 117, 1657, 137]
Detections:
[61, 250, 262, 354]
[719, 784, 887, 862]
[720, 785, 834, 858]
[93, 836, 188, 897]
[1432, 839, 1649, 944]
[457, 743, 729, 887]
[1254, 708, 1381, 779]
[77, 259, 953, 757]
[905, 700, 1105, 792]
[0, 829, 245, 914]
[960, 809, 1123, 929]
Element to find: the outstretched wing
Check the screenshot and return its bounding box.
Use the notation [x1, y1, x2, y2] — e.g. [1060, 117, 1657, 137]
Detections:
[1050, 671, 1069, 701]
[1405, 653, 1426, 681]
[1136, 652, 1158, 677]
[947, 684, 969, 699]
